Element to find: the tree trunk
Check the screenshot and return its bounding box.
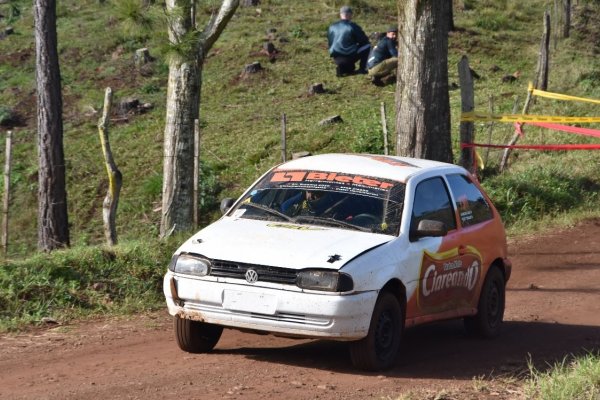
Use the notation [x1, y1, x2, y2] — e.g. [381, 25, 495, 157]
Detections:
[161, 55, 201, 236]
[395, 0, 453, 163]
[161, 0, 239, 237]
[34, 0, 70, 251]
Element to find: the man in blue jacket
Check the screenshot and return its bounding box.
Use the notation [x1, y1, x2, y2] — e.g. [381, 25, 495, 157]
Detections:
[327, 6, 371, 77]
[367, 26, 398, 86]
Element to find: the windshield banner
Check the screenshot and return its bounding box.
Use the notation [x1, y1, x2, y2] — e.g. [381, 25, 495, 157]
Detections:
[264, 170, 402, 199]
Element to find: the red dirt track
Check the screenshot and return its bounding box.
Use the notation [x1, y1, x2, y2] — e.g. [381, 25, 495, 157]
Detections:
[1, 219, 599, 399]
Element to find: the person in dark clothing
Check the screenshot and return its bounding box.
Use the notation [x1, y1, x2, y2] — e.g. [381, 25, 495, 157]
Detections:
[327, 6, 371, 77]
[367, 26, 398, 86]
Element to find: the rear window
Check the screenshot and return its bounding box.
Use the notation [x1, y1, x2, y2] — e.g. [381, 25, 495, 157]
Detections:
[446, 174, 493, 227]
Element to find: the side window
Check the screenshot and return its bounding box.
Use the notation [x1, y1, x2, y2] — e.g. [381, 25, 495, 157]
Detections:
[446, 174, 493, 227]
[411, 177, 456, 232]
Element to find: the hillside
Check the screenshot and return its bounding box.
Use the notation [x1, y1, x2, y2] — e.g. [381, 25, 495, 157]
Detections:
[0, 0, 599, 256]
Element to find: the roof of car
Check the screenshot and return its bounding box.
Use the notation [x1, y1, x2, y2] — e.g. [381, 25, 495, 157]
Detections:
[276, 154, 465, 183]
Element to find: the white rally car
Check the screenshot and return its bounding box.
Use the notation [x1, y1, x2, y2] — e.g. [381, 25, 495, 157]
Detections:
[164, 154, 511, 370]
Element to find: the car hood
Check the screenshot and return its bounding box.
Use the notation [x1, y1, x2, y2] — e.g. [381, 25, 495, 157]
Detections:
[176, 216, 393, 270]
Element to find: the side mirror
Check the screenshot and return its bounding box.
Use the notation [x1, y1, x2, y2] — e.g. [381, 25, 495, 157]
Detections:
[220, 198, 235, 215]
[411, 219, 448, 240]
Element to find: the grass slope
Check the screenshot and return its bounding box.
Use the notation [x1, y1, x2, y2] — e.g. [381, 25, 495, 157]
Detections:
[0, 0, 599, 254]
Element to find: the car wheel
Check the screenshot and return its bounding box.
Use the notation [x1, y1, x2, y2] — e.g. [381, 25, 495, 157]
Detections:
[174, 315, 223, 353]
[464, 266, 505, 338]
[350, 292, 403, 371]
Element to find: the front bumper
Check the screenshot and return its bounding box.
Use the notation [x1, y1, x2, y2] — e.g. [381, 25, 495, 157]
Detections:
[163, 272, 377, 340]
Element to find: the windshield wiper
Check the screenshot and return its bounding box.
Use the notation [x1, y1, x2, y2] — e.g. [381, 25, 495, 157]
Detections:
[241, 202, 293, 221]
[293, 215, 370, 232]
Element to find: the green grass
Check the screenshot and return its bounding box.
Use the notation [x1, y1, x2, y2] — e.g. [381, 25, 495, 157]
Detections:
[1, 0, 597, 255]
[0, 238, 179, 332]
[526, 353, 600, 400]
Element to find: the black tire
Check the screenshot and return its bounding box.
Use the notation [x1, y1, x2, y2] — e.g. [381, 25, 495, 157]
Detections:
[174, 315, 223, 353]
[464, 266, 505, 338]
[350, 292, 403, 371]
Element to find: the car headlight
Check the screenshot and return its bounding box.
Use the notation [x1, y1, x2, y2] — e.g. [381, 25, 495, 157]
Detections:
[168, 253, 211, 277]
[296, 270, 353, 292]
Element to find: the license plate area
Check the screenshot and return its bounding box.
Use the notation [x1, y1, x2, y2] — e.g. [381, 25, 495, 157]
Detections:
[222, 290, 277, 315]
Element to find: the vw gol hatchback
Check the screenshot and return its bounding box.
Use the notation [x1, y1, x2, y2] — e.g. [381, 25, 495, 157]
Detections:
[164, 154, 511, 370]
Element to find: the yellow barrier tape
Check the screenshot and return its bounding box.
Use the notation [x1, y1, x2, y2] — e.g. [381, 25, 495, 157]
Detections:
[460, 112, 600, 123]
[528, 82, 600, 105]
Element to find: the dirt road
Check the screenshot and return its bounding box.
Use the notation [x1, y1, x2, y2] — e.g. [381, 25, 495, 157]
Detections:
[1, 219, 599, 400]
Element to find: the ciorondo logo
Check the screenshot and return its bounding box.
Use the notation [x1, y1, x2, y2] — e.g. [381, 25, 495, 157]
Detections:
[417, 247, 482, 311]
[421, 260, 479, 297]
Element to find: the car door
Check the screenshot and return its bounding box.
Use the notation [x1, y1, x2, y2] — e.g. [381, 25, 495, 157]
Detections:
[444, 173, 498, 308]
[407, 176, 488, 323]
[406, 176, 470, 320]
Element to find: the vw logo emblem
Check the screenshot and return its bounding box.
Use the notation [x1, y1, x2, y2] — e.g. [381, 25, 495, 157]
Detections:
[245, 269, 258, 284]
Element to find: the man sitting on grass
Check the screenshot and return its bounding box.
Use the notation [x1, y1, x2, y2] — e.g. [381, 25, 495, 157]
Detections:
[367, 26, 398, 86]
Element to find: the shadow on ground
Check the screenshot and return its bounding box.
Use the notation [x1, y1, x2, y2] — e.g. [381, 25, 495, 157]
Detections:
[214, 320, 600, 377]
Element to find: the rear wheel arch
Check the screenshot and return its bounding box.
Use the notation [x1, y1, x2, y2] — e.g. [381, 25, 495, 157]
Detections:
[489, 258, 507, 282]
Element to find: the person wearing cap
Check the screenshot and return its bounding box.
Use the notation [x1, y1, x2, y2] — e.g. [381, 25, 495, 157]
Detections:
[367, 26, 399, 86]
[327, 6, 371, 77]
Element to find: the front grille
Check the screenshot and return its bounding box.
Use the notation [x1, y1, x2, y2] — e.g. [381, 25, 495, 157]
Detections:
[210, 259, 298, 284]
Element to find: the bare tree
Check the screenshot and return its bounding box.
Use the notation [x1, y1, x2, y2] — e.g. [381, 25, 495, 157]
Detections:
[34, 0, 70, 251]
[161, 0, 239, 237]
[98, 88, 122, 246]
[395, 0, 453, 163]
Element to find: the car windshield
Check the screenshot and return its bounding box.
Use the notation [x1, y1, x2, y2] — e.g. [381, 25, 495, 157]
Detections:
[230, 169, 405, 235]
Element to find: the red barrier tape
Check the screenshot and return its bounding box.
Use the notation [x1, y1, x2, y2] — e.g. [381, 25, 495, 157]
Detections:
[527, 122, 600, 138]
[461, 142, 600, 150]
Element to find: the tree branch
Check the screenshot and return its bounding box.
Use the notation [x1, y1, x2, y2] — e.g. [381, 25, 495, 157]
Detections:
[200, 0, 240, 53]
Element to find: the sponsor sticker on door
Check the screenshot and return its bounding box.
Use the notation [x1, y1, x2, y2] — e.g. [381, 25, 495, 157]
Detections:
[417, 247, 482, 312]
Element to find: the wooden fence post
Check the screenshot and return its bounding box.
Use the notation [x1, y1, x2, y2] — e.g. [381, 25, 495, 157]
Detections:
[485, 95, 494, 167]
[538, 10, 551, 91]
[458, 55, 475, 175]
[281, 113, 287, 162]
[563, 0, 571, 38]
[1, 130, 12, 256]
[499, 97, 525, 171]
[380, 102, 389, 155]
[98, 88, 122, 246]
